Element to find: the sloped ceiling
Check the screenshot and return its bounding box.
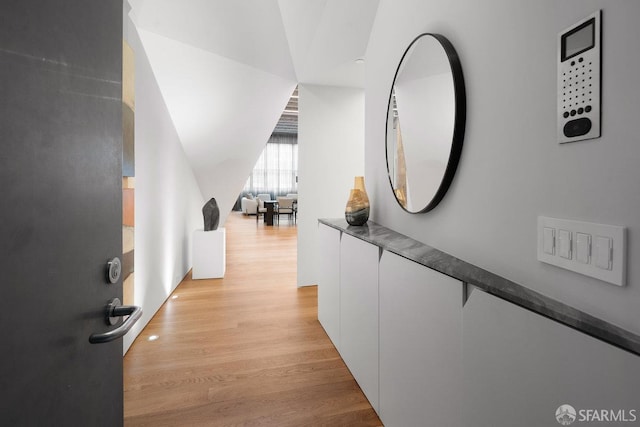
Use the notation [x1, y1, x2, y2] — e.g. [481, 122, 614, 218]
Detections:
[127, 0, 380, 225]
[279, 0, 380, 87]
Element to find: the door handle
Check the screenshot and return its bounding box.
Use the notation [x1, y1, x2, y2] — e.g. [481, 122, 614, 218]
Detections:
[89, 298, 142, 344]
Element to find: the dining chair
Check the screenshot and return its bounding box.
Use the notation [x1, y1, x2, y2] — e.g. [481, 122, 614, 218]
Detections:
[276, 197, 295, 224]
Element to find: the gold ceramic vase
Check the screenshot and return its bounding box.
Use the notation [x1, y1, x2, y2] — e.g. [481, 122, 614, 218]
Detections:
[345, 176, 370, 226]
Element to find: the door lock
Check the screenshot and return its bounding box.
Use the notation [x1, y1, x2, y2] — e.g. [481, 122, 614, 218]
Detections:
[106, 257, 121, 284]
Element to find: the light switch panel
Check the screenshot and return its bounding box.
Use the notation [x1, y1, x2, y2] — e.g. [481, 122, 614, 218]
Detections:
[595, 236, 612, 270]
[576, 232, 591, 264]
[558, 229, 572, 259]
[537, 216, 626, 286]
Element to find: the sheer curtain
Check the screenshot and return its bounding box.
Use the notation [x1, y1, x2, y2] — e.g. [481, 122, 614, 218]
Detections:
[243, 134, 298, 197]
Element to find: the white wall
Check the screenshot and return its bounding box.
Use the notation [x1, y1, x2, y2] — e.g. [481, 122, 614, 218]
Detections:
[123, 14, 204, 352]
[366, 0, 640, 334]
[297, 85, 365, 287]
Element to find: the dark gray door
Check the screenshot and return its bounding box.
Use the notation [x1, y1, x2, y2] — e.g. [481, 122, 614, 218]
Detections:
[1, 1, 125, 425]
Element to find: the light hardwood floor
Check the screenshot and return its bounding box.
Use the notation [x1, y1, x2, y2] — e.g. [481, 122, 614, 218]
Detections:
[124, 212, 382, 426]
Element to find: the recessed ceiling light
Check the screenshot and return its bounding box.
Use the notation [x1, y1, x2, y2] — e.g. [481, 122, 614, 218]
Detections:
[148, 335, 159, 341]
[171, 295, 179, 299]
[355, 58, 365, 64]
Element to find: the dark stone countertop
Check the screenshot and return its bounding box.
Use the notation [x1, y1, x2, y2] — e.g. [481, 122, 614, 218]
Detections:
[319, 218, 640, 357]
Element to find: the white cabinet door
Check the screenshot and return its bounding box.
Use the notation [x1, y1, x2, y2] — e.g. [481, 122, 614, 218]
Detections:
[463, 288, 640, 427]
[317, 224, 341, 349]
[340, 233, 380, 412]
[379, 251, 463, 427]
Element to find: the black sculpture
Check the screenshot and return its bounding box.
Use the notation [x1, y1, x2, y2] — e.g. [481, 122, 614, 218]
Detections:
[202, 198, 220, 231]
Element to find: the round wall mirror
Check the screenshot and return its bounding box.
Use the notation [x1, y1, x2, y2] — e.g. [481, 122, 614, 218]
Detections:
[385, 33, 466, 213]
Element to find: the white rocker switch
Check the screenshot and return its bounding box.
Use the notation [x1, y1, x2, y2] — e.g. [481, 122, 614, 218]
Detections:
[558, 229, 572, 260]
[575, 233, 591, 264]
[595, 236, 612, 270]
[543, 227, 555, 255]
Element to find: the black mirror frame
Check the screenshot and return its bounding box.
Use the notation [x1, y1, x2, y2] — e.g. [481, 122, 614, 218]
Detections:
[385, 33, 466, 213]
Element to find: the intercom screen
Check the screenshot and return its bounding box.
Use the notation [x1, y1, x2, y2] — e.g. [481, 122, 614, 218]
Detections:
[562, 19, 595, 61]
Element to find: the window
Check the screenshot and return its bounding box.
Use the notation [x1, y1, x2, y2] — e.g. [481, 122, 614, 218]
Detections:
[243, 134, 298, 197]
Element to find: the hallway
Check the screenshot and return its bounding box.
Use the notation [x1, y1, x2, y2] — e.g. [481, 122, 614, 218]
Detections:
[123, 212, 381, 426]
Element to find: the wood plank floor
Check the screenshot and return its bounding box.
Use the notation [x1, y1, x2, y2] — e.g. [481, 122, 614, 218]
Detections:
[124, 212, 382, 426]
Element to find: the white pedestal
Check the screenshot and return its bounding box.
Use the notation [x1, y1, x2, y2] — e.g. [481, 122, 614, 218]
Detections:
[192, 228, 226, 279]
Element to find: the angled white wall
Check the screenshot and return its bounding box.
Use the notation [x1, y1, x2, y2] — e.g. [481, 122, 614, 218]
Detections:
[365, 0, 640, 335]
[135, 29, 297, 226]
[123, 16, 204, 352]
[278, 0, 380, 88]
[297, 84, 365, 287]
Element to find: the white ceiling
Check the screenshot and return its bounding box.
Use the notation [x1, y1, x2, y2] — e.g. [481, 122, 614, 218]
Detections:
[129, 0, 379, 87]
[127, 0, 380, 223]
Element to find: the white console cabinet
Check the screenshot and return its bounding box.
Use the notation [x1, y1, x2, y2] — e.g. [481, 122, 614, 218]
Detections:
[379, 251, 463, 427]
[463, 288, 640, 427]
[316, 221, 640, 427]
[317, 223, 341, 349]
[339, 233, 380, 412]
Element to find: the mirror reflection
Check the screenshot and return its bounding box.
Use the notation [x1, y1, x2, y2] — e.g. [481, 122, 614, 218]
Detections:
[386, 33, 465, 213]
